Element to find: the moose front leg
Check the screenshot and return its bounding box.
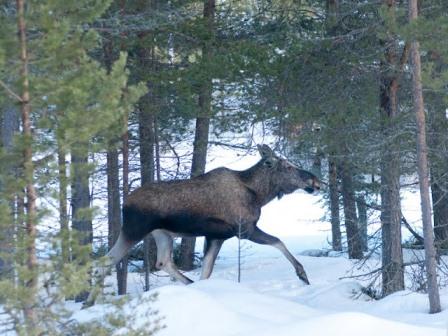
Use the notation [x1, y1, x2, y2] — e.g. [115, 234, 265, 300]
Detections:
[248, 227, 310, 285]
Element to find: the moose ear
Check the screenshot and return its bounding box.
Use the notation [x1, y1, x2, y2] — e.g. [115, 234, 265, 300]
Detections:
[257, 144, 275, 159]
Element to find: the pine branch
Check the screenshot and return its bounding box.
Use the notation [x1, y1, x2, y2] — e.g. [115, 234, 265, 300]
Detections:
[0, 79, 23, 102]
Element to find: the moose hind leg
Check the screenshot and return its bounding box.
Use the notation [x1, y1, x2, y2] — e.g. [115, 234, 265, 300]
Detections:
[200, 238, 224, 280]
[152, 230, 193, 285]
[248, 227, 310, 285]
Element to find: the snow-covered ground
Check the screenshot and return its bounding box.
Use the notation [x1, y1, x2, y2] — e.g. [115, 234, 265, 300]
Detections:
[76, 231, 448, 336]
[3, 144, 445, 335]
[73, 144, 448, 336]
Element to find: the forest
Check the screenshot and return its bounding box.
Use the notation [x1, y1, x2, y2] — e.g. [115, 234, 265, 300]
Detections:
[0, 0, 448, 335]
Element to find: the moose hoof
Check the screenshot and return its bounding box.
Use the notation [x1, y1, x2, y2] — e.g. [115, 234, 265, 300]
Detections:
[296, 272, 310, 285]
[81, 300, 94, 310]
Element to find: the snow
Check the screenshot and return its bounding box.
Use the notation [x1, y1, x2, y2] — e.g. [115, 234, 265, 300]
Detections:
[82, 248, 447, 336]
[5, 144, 448, 335]
[71, 146, 448, 335]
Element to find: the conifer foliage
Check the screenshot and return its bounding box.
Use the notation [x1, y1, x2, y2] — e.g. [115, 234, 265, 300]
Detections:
[0, 0, 447, 332]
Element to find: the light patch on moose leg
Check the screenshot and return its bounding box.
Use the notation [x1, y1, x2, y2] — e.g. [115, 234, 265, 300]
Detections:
[107, 232, 134, 266]
[200, 239, 224, 280]
[152, 229, 194, 285]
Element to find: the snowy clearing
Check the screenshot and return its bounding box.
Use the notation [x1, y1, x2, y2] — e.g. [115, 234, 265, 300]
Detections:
[76, 225, 448, 336]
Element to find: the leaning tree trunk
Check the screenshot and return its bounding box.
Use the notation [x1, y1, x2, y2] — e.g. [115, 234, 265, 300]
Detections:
[379, 0, 405, 296]
[17, 0, 39, 329]
[178, 0, 215, 271]
[340, 162, 363, 259]
[409, 0, 441, 314]
[328, 158, 342, 251]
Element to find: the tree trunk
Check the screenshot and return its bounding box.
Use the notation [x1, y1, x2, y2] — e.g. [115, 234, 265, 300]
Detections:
[427, 54, 448, 250]
[178, 0, 215, 272]
[58, 142, 70, 263]
[16, 0, 39, 329]
[139, 99, 157, 290]
[431, 173, 448, 249]
[107, 147, 124, 293]
[379, 0, 405, 296]
[409, 0, 441, 314]
[328, 158, 342, 251]
[357, 195, 368, 252]
[71, 144, 92, 302]
[0, 107, 19, 279]
[118, 113, 129, 294]
[326, 0, 339, 31]
[340, 162, 363, 259]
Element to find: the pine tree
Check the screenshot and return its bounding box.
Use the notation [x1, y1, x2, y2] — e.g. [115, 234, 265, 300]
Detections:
[0, 0, 146, 332]
[408, 0, 441, 314]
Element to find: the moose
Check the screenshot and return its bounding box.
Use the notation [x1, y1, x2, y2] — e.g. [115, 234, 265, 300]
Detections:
[86, 145, 320, 305]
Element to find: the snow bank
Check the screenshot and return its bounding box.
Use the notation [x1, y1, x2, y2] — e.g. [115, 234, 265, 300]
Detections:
[85, 278, 445, 336]
[257, 312, 444, 336]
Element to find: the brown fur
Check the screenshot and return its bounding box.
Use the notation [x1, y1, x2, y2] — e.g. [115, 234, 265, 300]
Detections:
[121, 146, 320, 242]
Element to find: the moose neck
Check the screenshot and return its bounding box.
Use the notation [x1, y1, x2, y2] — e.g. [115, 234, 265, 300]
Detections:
[240, 160, 280, 206]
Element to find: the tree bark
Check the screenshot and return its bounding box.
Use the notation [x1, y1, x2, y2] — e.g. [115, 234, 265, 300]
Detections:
[426, 53, 448, 250]
[340, 162, 363, 259]
[178, 0, 215, 272]
[0, 107, 19, 279]
[117, 112, 129, 294]
[71, 144, 92, 302]
[326, 0, 339, 32]
[58, 142, 70, 263]
[357, 195, 368, 252]
[16, 0, 39, 329]
[379, 0, 405, 296]
[409, 0, 441, 314]
[139, 99, 157, 290]
[328, 159, 342, 251]
[107, 147, 124, 293]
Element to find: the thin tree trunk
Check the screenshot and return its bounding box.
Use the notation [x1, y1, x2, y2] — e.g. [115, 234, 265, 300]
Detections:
[117, 112, 129, 294]
[154, 116, 161, 182]
[379, 0, 405, 296]
[340, 162, 363, 259]
[409, 0, 441, 314]
[328, 159, 342, 251]
[178, 0, 215, 271]
[16, 0, 38, 329]
[58, 142, 70, 263]
[357, 195, 368, 252]
[107, 147, 124, 293]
